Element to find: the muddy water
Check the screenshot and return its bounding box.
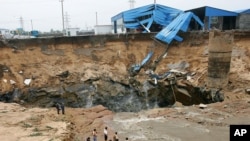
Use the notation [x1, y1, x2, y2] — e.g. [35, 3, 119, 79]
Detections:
[108, 113, 227, 141]
[106, 105, 250, 141]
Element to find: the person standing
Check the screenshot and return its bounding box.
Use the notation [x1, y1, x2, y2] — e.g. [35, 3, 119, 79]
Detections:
[61, 102, 65, 114]
[92, 129, 97, 141]
[55, 102, 65, 114]
[113, 132, 119, 141]
[104, 127, 108, 141]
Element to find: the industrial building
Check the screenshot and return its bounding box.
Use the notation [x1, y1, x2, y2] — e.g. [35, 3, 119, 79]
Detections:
[186, 6, 238, 30]
[111, 3, 204, 44]
[236, 9, 250, 30]
[111, 4, 183, 34]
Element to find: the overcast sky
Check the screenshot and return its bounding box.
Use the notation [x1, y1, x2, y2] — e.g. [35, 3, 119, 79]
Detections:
[0, 0, 249, 32]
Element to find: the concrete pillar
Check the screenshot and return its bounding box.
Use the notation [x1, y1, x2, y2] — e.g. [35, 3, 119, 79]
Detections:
[207, 30, 234, 88]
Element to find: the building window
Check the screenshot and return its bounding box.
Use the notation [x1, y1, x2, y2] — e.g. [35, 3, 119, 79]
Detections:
[211, 17, 218, 24]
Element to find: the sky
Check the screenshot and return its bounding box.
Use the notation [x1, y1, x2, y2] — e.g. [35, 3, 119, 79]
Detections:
[0, 0, 249, 32]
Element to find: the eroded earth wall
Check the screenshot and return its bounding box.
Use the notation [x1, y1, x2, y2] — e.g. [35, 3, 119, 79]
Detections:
[0, 32, 250, 111]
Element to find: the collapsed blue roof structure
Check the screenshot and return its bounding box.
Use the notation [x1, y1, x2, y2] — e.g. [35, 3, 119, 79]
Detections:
[155, 12, 204, 44]
[111, 4, 183, 33]
[111, 4, 204, 44]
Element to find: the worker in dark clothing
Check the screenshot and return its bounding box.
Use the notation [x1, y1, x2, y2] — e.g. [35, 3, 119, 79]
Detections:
[55, 102, 65, 114]
[86, 137, 91, 141]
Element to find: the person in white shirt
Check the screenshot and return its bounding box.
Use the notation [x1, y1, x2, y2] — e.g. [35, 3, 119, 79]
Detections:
[104, 127, 108, 141]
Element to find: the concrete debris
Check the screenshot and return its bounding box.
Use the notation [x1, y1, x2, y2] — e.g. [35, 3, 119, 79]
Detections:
[190, 72, 196, 76]
[169, 69, 187, 75]
[187, 75, 192, 81]
[173, 101, 183, 107]
[2, 79, 7, 83]
[167, 61, 190, 71]
[199, 104, 207, 109]
[10, 80, 16, 85]
[56, 70, 69, 78]
[19, 70, 23, 74]
[154, 78, 157, 84]
[245, 88, 250, 94]
[24, 79, 32, 86]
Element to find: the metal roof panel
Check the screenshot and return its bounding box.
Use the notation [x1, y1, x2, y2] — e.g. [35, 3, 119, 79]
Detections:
[155, 12, 204, 44]
[205, 6, 238, 16]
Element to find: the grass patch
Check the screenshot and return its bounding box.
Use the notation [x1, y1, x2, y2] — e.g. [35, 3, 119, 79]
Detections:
[33, 127, 39, 132]
[22, 122, 33, 128]
[29, 116, 40, 122]
[0, 111, 8, 113]
[46, 126, 54, 130]
[29, 132, 43, 137]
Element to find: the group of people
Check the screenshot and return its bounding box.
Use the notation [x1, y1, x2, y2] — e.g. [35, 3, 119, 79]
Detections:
[54, 104, 129, 140]
[86, 127, 129, 141]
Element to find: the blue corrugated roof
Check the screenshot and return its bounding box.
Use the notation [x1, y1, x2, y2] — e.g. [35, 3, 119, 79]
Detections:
[111, 4, 183, 31]
[236, 9, 250, 14]
[205, 6, 238, 16]
[155, 12, 204, 44]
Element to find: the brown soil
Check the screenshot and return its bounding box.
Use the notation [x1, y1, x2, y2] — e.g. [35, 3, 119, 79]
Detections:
[0, 34, 250, 140]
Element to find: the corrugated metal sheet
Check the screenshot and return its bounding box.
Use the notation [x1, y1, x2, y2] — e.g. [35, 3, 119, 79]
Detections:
[205, 6, 238, 16]
[155, 12, 204, 44]
[131, 51, 154, 73]
[111, 4, 183, 31]
[236, 9, 250, 14]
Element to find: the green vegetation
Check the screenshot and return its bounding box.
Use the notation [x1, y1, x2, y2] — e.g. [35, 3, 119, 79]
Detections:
[29, 132, 43, 137]
[22, 122, 33, 128]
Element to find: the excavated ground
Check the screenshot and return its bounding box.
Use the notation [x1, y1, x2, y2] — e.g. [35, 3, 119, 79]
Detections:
[0, 33, 250, 141]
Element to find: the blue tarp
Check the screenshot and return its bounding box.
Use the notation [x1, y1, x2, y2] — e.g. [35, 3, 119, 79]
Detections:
[155, 12, 204, 44]
[111, 4, 183, 32]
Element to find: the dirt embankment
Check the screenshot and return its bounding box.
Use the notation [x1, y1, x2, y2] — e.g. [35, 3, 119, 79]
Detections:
[0, 32, 250, 140]
[1, 33, 249, 92]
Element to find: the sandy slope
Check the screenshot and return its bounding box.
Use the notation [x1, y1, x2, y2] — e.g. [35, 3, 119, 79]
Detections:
[1, 96, 250, 141]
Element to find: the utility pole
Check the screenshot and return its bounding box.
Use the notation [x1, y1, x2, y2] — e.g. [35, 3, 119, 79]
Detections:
[59, 0, 65, 33]
[20, 16, 24, 30]
[31, 20, 33, 30]
[128, 0, 135, 9]
[95, 12, 98, 25]
[64, 12, 70, 29]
